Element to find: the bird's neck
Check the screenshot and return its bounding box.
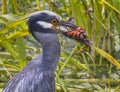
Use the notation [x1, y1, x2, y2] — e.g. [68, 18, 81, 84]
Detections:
[31, 31, 60, 71]
[37, 33, 60, 71]
[41, 36, 60, 71]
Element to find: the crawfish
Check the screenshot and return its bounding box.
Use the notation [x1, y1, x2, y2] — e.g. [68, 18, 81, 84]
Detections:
[61, 18, 92, 46]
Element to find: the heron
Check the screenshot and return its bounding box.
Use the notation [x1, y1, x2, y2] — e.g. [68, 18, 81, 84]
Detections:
[3, 10, 76, 92]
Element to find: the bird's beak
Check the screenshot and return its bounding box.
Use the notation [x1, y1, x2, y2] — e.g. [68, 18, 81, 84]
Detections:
[52, 18, 93, 46]
[52, 19, 78, 33]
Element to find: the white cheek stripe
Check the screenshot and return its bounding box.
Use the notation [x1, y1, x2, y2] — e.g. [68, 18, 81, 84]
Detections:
[59, 26, 68, 32]
[37, 21, 52, 28]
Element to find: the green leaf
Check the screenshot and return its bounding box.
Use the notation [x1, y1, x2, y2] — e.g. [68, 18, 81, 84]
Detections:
[95, 47, 120, 68]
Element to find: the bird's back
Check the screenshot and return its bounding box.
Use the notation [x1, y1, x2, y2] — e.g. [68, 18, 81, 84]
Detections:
[3, 57, 55, 92]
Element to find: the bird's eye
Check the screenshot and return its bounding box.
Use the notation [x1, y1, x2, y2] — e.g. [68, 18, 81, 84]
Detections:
[51, 19, 59, 25]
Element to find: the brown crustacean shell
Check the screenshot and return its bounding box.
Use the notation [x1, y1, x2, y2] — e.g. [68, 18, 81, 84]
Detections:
[62, 18, 92, 46]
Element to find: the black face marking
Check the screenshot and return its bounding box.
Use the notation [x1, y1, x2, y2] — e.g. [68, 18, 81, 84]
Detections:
[27, 12, 60, 34]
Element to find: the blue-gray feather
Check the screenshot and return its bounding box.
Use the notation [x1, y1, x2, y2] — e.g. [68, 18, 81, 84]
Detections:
[3, 56, 55, 92]
[3, 11, 61, 92]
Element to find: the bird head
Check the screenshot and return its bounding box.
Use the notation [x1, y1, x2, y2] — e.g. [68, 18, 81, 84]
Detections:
[28, 10, 76, 35]
[27, 11, 92, 46]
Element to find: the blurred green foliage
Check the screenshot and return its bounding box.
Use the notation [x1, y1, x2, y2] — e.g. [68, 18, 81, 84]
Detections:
[0, 0, 120, 92]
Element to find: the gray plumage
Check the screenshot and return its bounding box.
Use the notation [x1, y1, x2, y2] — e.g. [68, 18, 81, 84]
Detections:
[3, 10, 75, 92]
[3, 11, 60, 92]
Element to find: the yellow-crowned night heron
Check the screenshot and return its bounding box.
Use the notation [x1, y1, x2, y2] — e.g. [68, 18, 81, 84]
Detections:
[3, 10, 76, 92]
